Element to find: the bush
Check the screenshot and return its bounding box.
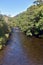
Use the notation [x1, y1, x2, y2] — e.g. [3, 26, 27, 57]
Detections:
[0, 14, 10, 50]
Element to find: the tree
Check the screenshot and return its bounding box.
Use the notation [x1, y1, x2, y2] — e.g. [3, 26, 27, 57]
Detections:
[33, 0, 43, 5]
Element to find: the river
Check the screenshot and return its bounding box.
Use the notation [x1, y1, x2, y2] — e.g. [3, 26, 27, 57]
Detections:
[0, 27, 43, 65]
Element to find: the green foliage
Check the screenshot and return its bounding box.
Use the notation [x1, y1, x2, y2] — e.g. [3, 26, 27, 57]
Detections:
[4, 0, 43, 38]
[8, 17, 17, 28]
[33, 0, 43, 5]
[0, 14, 10, 49]
[11, 4, 43, 38]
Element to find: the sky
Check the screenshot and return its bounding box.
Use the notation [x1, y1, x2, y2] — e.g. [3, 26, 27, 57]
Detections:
[0, 0, 35, 16]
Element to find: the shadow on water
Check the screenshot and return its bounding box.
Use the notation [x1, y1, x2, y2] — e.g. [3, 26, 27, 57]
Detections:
[0, 27, 43, 65]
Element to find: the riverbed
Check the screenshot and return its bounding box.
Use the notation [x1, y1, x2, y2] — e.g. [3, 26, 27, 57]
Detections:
[0, 28, 43, 65]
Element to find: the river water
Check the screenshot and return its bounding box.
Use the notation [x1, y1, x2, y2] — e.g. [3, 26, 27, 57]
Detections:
[0, 28, 43, 65]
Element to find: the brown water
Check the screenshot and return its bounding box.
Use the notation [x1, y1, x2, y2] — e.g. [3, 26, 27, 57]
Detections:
[0, 28, 43, 65]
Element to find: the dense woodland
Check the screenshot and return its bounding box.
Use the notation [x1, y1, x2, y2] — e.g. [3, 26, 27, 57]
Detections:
[0, 0, 43, 49]
[0, 15, 10, 49]
[10, 0, 43, 38]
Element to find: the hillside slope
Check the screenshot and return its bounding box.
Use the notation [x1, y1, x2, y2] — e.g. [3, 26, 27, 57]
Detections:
[12, 5, 43, 38]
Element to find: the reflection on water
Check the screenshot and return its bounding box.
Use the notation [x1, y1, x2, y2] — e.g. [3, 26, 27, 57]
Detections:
[0, 28, 43, 65]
